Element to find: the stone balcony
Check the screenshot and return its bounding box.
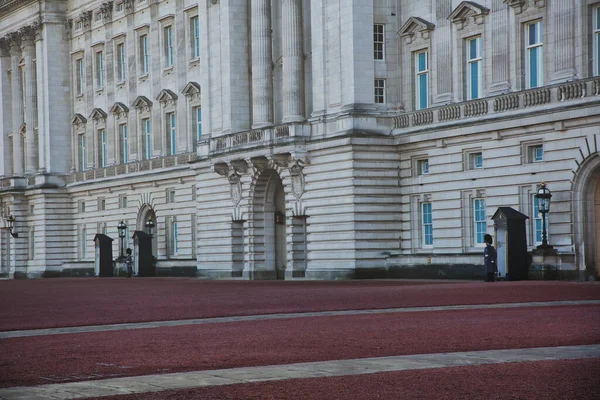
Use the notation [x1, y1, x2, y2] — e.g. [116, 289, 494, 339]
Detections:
[66, 152, 197, 184]
[392, 77, 600, 132]
[208, 124, 310, 156]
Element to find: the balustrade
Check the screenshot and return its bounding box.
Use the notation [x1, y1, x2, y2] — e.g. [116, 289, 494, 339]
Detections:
[438, 105, 460, 121]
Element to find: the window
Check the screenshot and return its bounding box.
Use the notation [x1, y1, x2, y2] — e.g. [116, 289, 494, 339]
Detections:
[139, 34, 149, 75]
[418, 159, 429, 175]
[95, 51, 104, 88]
[164, 26, 174, 67]
[98, 129, 107, 168]
[116, 1, 125, 12]
[79, 200, 86, 213]
[469, 152, 483, 169]
[76, 58, 84, 95]
[166, 189, 175, 203]
[117, 43, 126, 82]
[594, 7, 600, 76]
[28, 227, 35, 260]
[191, 16, 200, 59]
[79, 134, 86, 171]
[142, 118, 152, 159]
[533, 194, 549, 245]
[374, 79, 385, 104]
[75, 20, 83, 31]
[94, 12, 103, 22]
[415, 50, 429, 109]
[167, 112, 176, 155]
[120, 196, 128, 209]
[168, 218, 178, 256]
[422, 202, 433, 247]
[374, 24, 384, 60]
[466, 37, 482, 100]
[98, 198, 105, 211]
[79, 225, 87, 258]
[527, 144, 543, 163]
[193, 107, 202, 141]
[120, 124, 128, 163]
[473, 198, 486, 245]
[525, 21, 543, 88]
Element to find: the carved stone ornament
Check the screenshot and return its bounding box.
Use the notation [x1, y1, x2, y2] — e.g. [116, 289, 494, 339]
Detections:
[289, 160, 305, 199]
[228, 172, 242, 206]
[210, 0, 220, 4]
[100, 1, 114, 21]
[79, 10, 93, 31]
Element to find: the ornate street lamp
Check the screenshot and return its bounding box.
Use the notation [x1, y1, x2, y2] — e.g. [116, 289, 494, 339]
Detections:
[117, 220, 127, 259]
[145, 217, 155, 238]
[7, 215, 18, 238]
[535, 182, 552, 249]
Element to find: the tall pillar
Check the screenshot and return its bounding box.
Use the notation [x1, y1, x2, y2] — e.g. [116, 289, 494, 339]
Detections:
[35, 24, 46, 173]
[282, 0, 304, 123]
[551, 0, 576, 82]
[0, 38, 13, 177]
[251, 0, 273, 128]
[22, 29, 37, 174]
[9, 35, 24, 176]
[489, 1, 510, 95]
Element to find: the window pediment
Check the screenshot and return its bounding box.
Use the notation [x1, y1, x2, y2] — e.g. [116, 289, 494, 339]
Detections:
[132, 95, 153, 112]
[72, 113, 87, 128]
[89, 108, 107, 122]
[156, 89, 178, 107]
[182, 81, 201, 101]
[448, 1, 489, 28]
[110, 102, 129, 118]
[398, 17, 435, 44]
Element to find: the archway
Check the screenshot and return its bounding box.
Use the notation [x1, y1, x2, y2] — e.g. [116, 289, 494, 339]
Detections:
[137, 204, 157, 257]
[573, 154, 600, 279]
[250, 169, 287, 279]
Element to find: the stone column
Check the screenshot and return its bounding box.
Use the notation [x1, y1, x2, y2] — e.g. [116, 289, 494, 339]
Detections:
[35, 25, 46, 173]
[0, 39, 13, 177]
[282, 0, 304, 123]
[9, 35, 24, 176]
[251, 0, 274, 128]
[22, 29, 37, 174]
[552, 0, 575, 82]
[489, 1, 510, 94]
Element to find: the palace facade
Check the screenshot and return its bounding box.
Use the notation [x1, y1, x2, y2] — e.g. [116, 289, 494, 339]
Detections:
[0, 0, 599, 280]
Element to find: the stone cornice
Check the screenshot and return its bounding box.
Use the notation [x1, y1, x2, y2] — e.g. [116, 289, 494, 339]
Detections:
[0, 0, 36, 16]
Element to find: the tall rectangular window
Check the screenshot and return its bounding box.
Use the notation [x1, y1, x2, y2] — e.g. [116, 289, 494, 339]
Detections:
[473, 199, 486, 245]
[76, 58, 84, 95]
[533, 195, 549, 245]
[142, 118, 151, 159]
[120, 124, 128, 163]
[167, 113, 176, 155]
[415, 50, 428, 110]
[168, 218, 178, 256]
[193, 107, 202, 142]
[80, 225, 87, 258]
[99, 129, 107, 168]
[117, 43, 126, 81]
[525, 21, 543, 88]
[28, 227, 35, 260]
[140, 35, 149, 74]
[191, 16, 200, 58]
[594, 7, 600, 76]
[422, 202, 433, 247]
[467, 37, 482, 100]
[418, 159, 429, 175]
[95, 51, 104, 88]
[374, 24, 384, 60]
[164, 26, 174, 67]
[374, 79, 385, 103]
[79, 134, 86, 171]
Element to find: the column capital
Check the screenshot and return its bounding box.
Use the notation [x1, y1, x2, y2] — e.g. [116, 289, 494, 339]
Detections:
[18, 26, 36, 49]
[99, 1, 114, 21]
[7, 32, 21, 55]
[0, 37, 10, 57]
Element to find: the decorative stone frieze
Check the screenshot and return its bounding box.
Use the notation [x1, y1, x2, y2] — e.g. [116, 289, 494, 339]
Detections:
[398, 17, 435, 44]
[89, 108, 108, 124]
[109, 102, 129, 118]
[71, 114, 87, 129]
[182, 82, 201, 101]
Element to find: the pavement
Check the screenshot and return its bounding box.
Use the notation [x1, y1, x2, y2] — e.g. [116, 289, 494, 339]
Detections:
[0, 279, 599, 399]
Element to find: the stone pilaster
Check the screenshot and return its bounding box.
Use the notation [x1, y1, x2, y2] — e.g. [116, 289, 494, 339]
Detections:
[282, 0, 304, 123]
[0, 39, 12, 177]
[35, 25, 46, 173]
[21, 29, 37, 174]
[489, 1, 510, 94]
[251, 0, 274, 128]
[551, 0, 575, 82]
[9, 34, 24, 176]
[434, 0, 452, 104]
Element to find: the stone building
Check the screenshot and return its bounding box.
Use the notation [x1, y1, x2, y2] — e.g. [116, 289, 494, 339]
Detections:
[0, 0, 598, 280]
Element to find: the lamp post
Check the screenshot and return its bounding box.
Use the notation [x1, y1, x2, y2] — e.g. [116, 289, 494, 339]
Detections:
[535, 182, 552, 249]
[117, 220, 127, 259]
[144, 217, 155, 238]
[7, 215, 18, 238]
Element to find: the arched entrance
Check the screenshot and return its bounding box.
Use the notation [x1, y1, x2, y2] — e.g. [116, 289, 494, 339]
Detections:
[135, 205, 157, 277]
[249, 169, 287, 280]
[573, 154, 600, 279]
[137, 205, 157, 258]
